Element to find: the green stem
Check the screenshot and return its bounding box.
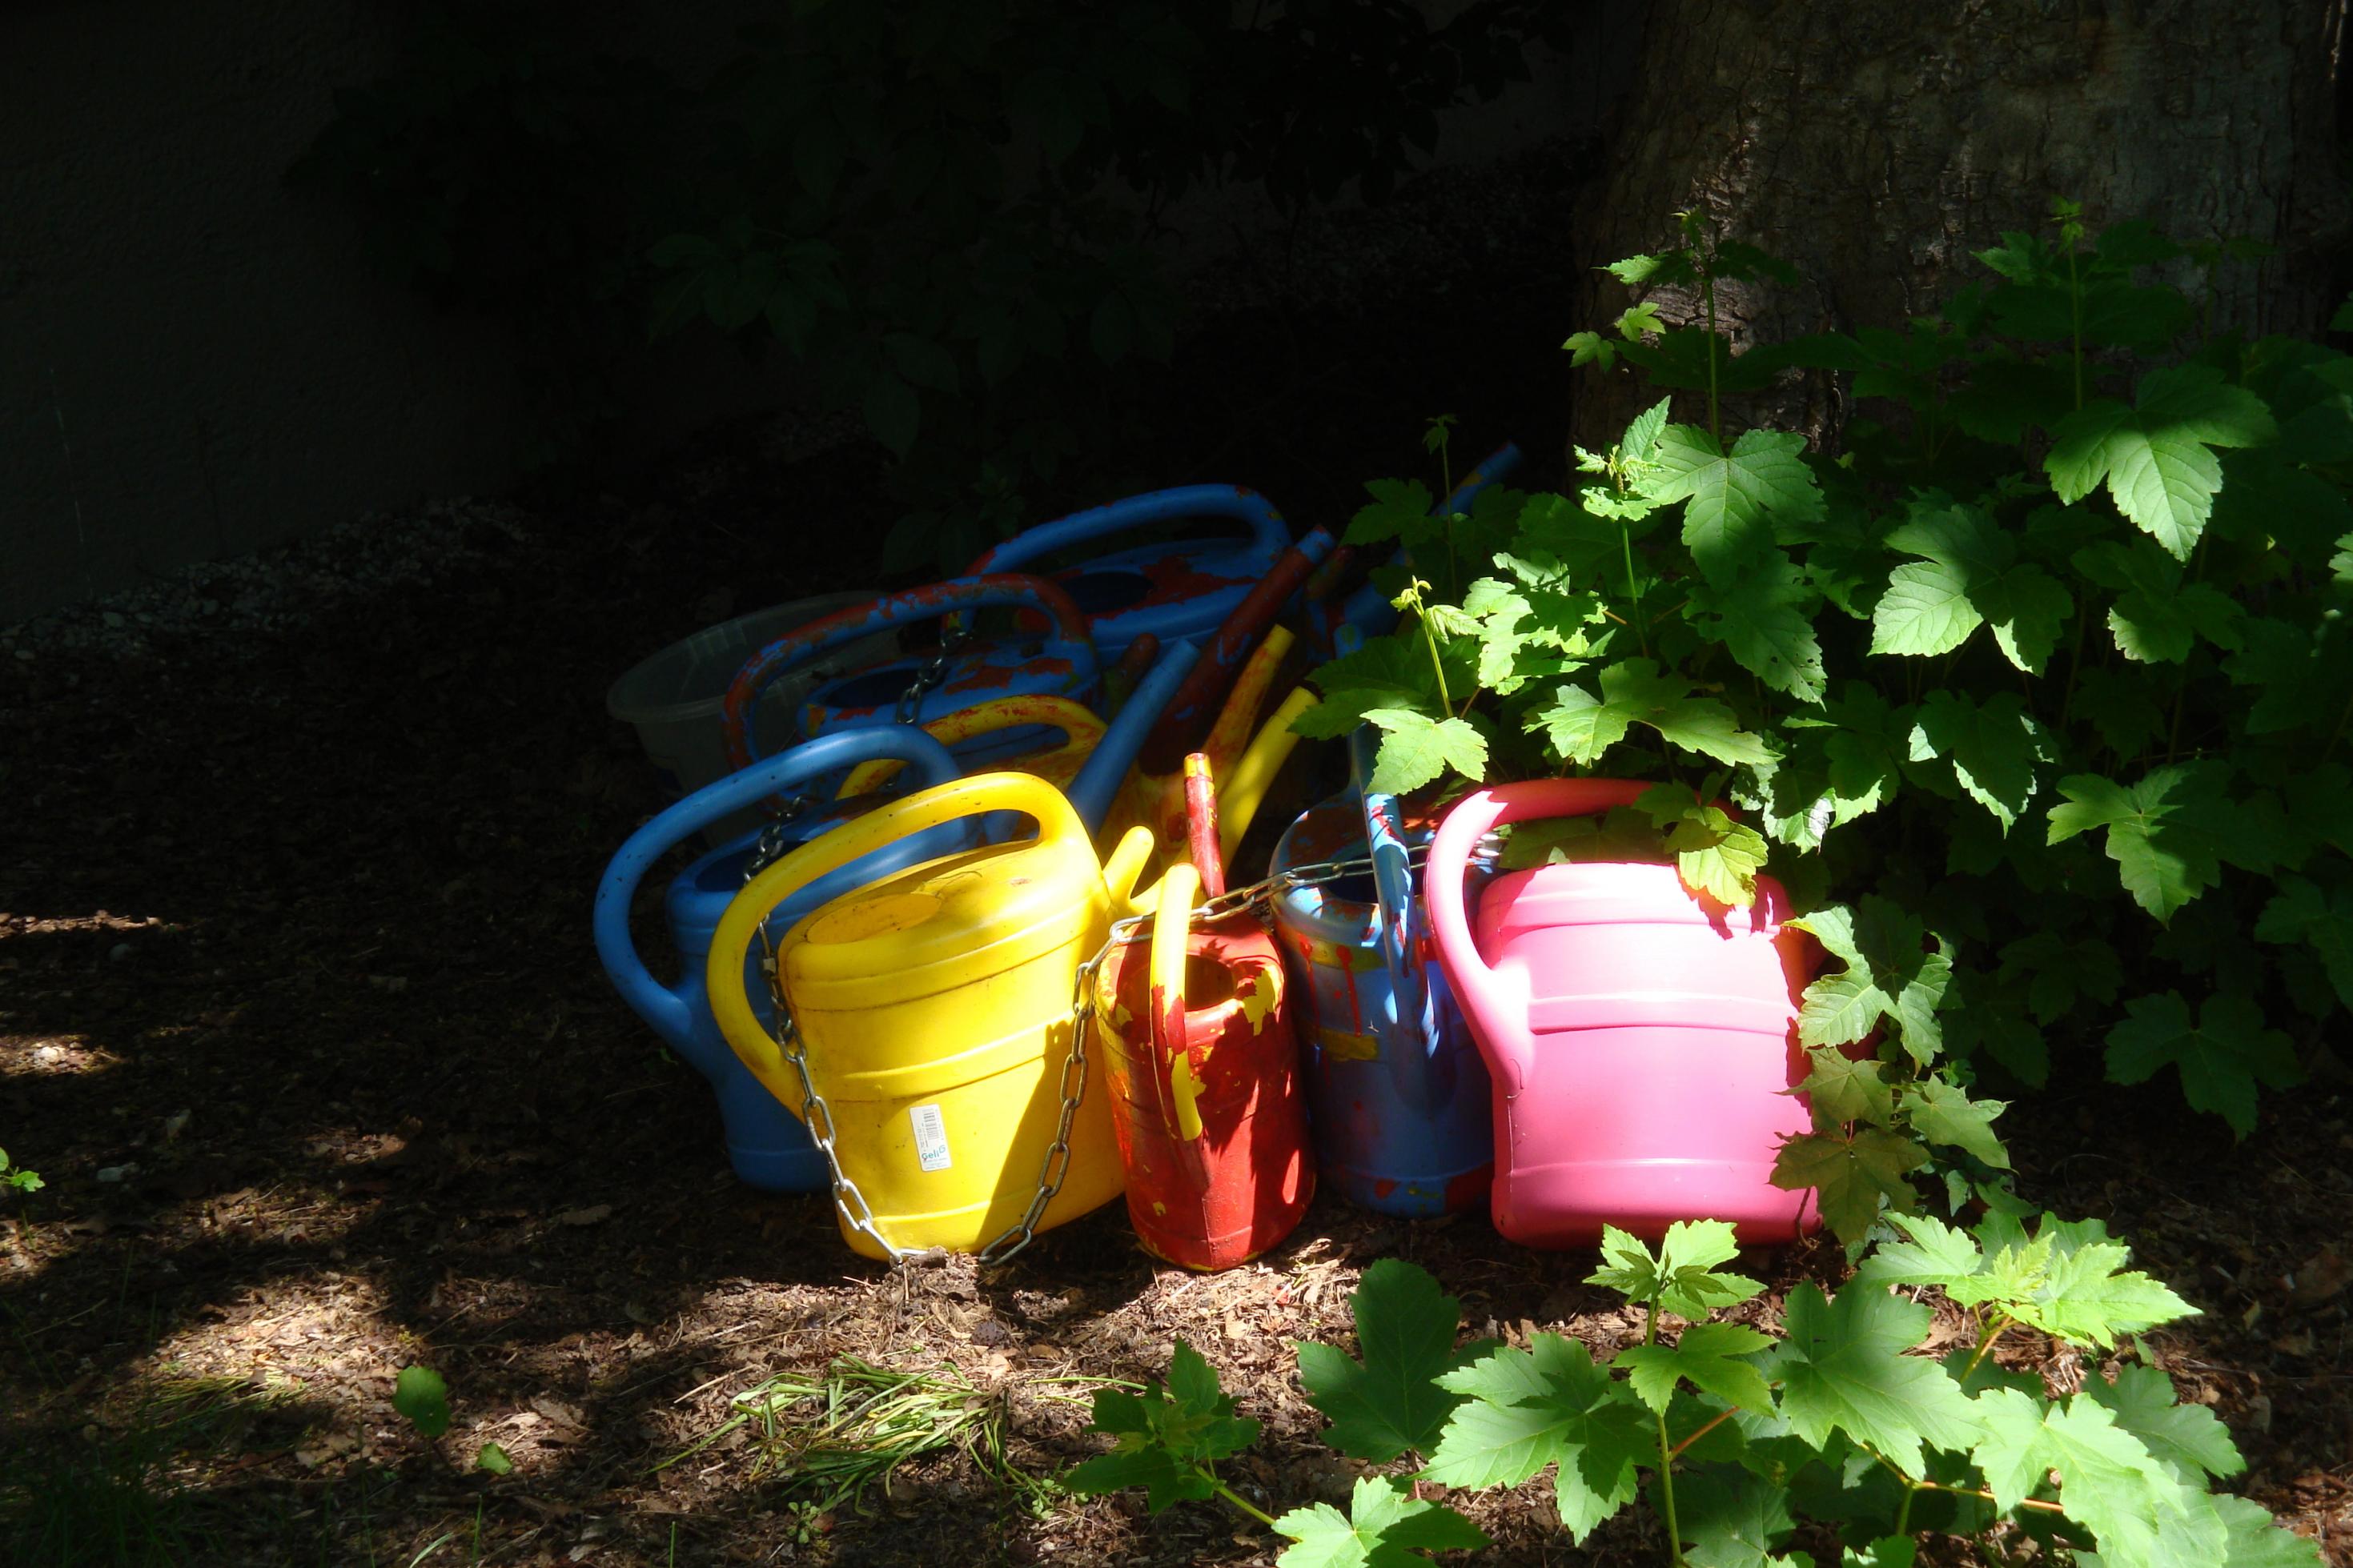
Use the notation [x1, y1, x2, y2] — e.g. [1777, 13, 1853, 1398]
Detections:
[1668, 1408, 1736, 1458]
[1420, 613, 1452, 715]
[1621, 525, 1651, 659]
[1964, 1313, 2009, 1376]
[1654, 1408, 1686, 1568]
[1893, 1480, 1917, 1537]
[2056, 606, 2090, 733]
[1209, 1475, 1278, 1528]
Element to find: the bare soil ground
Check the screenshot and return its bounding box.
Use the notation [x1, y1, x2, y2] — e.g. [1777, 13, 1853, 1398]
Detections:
[5, 251, 2351, 1566]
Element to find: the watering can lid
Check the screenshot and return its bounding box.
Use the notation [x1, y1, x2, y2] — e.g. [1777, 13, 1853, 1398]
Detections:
[777, 831, 1108, 1007]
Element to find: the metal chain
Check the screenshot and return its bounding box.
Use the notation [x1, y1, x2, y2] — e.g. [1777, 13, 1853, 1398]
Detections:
[893, 620, 974, 726]
[748, 845, 1426, 1273]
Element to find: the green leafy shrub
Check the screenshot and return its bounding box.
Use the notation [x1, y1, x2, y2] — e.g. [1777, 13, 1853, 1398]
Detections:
[1071, 1241, 2315, 1568]
[1306, 205, 2345, 1233]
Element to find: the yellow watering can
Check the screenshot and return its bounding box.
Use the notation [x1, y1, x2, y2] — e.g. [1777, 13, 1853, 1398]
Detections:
[706, 771, 1154, 1261]
[1112, 684, 1318, 917]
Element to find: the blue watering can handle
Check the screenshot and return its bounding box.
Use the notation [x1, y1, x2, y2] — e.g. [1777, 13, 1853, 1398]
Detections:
[966, 485, 1290, 576]
[592, 726, 966, 1046]
[721, 573, 1092, 770]
[1347, 724, 1426, 1022]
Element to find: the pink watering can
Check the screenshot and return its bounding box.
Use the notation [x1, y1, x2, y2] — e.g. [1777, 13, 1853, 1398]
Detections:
[1423, 779, 1821, 1246]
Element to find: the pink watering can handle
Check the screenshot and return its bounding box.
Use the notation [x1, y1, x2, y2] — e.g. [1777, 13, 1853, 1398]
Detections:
[1424, 779, 1652, 1089]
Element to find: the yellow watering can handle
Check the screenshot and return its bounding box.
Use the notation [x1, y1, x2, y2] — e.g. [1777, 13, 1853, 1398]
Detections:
[1201, 624, 1295, 778]
[705, 771, 1090, 1109]
[1151, 862, 1204, 1143]
[1216, 687, 1316, 867]
[834, 696, 1108, 799]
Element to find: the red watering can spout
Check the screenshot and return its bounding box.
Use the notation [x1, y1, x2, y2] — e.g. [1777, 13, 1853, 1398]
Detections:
[1422, 778, 1652, 1094]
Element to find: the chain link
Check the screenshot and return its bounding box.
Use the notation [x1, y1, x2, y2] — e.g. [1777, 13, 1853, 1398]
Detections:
[748, 845, 1423, 1273]
[894, 620, 974, 727]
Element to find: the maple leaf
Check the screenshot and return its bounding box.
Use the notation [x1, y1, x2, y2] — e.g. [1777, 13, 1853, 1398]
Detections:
[1770, 1129, 1929, 1243]
[1425, 1335, 1652, 1541]
[2104, 991, 2301, 1137]
[1639, 426, 1826, 583]
[1759, 1284, 1979, 1475]
[1538, 659, 1771, 768]
[1273, 1477, 1488, 1568]
[1297, 1259, 1491, 1463]
[2045, 366, 2278, 559]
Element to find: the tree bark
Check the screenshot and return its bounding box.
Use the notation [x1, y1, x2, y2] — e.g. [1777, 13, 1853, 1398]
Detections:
[1570, 0, 2349, 448]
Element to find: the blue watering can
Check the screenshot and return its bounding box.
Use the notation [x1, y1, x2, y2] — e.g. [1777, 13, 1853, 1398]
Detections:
[1313, 443, 1527, 656]
[593, 728, 970, 1191]
[965, 485, 1294, 661]
[597, 644, 1201, 1190]
[722, 574, 1100, 777]
[1267, 716, 1495, 1217]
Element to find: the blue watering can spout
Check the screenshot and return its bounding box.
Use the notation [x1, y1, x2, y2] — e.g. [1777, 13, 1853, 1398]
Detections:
[1064, 639, 1199, 835]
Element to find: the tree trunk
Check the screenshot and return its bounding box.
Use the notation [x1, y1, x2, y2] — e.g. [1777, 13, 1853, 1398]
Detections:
[1569, 0, 2349, 448]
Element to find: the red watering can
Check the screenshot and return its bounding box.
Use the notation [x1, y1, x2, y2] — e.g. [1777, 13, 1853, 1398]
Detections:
[1424, 779, 1821, 1245]
[1092, 828, 1314, 1271]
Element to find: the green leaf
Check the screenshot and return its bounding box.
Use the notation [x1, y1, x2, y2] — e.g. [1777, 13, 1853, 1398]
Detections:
[2078, 1365, 2243, 1483]
[2074, 539, 2245, 664]
[2213, 1492, 2325, 1568]
[1640, 427, 1825, 583]
[1770, 1129, 1929, 1243]
[1070, 1341, 1260, 1510]
[1672, 1466, 1799, 1568]
[1538, 659, 1770, 768]
[1062, 1442, 1213, 1509]
[1795, 1045, 1894, 1127]
[2045, 367, 2279, 559]
[1584, 1220, 1767, 1319]
[2046, 767, 2235, 924]
[474, 1442, 514, 1474]
[1273, 1478, 1488, 1568]
[1425, 1335, 1651, 1541]
[1298, 636, 1443, 737]
[1866, 499, 2070, 672]
[393, 1365, 452, 1439]
[1615, 1323, 1777, 1415]
[1688, 547, 1827, 702]
[1361, 710, 1488, 795]
[1899, 1079, 2011, 1170]
[2103, 992, 2300, 1137]
[1297, 1259, 1488, 1463]
[1909, 690, 2048, 830]
[2226, 616, 2353, 734]
[1759, 1284, 1980, 1474]
[1854, 1212, 1985, 1292]
[1563, 331, 1618, 371]
[1345, 479, 1442, 550]
[2255, 875, 2353, 1009]
[1970, 1387, 2174, 1532]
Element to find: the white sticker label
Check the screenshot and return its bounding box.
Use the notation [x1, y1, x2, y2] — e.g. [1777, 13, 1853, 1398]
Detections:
[909, 1104, 953, 1172]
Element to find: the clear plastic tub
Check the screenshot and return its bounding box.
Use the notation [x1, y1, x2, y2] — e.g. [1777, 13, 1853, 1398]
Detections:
[606, 593, 898, 837]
